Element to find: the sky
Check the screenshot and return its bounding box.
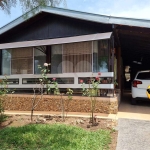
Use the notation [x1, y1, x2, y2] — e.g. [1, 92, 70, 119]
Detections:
[0, 0, 150, 28]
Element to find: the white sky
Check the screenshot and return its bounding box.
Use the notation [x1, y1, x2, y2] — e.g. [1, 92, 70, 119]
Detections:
[0, 0, 150, 28]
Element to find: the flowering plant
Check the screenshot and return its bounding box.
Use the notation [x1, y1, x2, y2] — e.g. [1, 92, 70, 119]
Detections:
[51, 78, 60, 95]
[81, 73, 101, 97]
[80, 72, 101, 125]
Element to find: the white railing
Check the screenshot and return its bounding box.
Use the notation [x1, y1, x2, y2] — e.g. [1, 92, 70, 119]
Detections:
[0, 72, 114, 89]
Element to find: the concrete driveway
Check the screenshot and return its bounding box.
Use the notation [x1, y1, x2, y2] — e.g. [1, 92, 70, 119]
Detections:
[117, 90, 150, 121]
[116, 91, 150, 150]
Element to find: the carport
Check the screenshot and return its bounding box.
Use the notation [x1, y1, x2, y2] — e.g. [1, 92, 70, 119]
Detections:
[114, 24, 150, 111]
[114, 24, 150, 94]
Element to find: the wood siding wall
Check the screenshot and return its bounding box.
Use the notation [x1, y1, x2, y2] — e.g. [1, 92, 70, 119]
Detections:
[0, 13, 112, 44]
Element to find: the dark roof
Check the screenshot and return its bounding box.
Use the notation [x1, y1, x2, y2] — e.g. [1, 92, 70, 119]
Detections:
[1, 6, 150, 35]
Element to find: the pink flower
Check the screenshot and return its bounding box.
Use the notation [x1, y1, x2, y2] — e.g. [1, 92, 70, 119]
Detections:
[98, 72, 101, 75]
[52, 78, 56, 81]
[80, 79, 83, 84]
[95, 77, 100, 81]
[44, 63, 48, 67]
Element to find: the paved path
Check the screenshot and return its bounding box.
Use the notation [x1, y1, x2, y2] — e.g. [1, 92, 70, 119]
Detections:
[4, 110, 117, 120]
[116, 118, 150, 150]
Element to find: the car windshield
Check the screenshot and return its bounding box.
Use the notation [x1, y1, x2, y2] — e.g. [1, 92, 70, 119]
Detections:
[137, 72, 150, 80]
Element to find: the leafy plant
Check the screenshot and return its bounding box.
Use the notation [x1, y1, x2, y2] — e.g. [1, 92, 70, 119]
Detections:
[31, 63, 74, 122]
[0, 76, 14, 124]
[31, 63, 51, 121]
[65, 88, 73, 118]
[51, 78, 60, 95]
[81, 72, 101, 125]
[56, 88, 73, 121]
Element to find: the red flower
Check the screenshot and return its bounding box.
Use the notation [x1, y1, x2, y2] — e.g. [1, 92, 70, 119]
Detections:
[98, 72, 101, 75]
[52, 78, 56, 81]
[95, 77, 100, 81]
[80, 79, 83, 83]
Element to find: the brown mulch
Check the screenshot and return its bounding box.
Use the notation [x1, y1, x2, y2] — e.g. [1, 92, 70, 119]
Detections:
[0, 114, 118, 150]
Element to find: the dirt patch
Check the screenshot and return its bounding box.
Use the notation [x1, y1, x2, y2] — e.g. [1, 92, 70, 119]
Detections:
[0, 114, 118, 150]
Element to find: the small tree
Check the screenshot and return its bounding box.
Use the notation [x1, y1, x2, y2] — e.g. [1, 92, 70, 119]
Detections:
[0, 76, 14, 124]
[31, 63, 51, 121]
[80, 72, 101, 125]
[31, 63, 73, 122]
[65, 88, 73, 119]
[52, 78, 73, 121]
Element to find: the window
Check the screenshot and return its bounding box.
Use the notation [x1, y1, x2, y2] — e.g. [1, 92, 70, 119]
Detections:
[51, 45, 62, 74]
[2, 47, 33, 75]
[1, 40, 110, 75]
[137, 72, 150, 80]
[93, 40, 109, 72]
[11, 47, 33, 74]
[34, 47, 46, 74]
[63, 41, 92, 73]
[2, 49, 11, 75]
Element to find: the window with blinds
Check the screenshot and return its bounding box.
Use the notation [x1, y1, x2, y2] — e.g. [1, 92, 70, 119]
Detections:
[63, 41, 92, 73]
[11, 47, 33, 74]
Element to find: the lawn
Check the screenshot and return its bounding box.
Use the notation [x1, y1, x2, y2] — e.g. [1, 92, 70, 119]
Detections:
[0, 123, 111, 150]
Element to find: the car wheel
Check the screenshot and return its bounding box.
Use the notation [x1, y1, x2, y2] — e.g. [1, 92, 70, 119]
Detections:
[131, 98, 137, 105]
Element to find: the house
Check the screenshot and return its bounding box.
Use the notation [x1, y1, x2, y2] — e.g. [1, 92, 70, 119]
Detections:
[1, 6, 150, 113]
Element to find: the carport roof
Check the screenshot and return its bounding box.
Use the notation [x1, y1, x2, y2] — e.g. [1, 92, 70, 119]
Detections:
[1, 6, 150, 35]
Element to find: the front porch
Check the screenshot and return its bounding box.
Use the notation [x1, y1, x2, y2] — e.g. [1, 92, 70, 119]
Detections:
[0, 32, 116, 97]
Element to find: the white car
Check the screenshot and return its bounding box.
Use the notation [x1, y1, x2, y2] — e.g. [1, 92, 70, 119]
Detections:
[131, 70, 150, 104]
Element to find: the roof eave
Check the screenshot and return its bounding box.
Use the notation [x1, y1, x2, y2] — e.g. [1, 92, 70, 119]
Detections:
[1, 6, 150, 35]
[109, 17, 150, 28]
[0, 6, 110, 35]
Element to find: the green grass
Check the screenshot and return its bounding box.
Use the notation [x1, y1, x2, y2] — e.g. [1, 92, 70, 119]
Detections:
[0, 114, 8, 124]
[0, 124, 111, 150]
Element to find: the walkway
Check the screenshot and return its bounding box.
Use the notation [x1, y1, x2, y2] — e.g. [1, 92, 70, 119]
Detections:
[4, 110, 117, 120]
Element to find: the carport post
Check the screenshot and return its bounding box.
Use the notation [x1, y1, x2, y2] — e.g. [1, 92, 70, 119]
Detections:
[112, 35, 115, 97]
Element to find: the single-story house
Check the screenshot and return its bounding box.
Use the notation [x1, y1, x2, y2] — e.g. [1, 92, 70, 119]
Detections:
[1, 6, 150, 113]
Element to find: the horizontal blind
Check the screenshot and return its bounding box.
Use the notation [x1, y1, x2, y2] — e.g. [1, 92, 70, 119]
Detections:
[11, 47, 33, 74]
[63, 41, 92, 73]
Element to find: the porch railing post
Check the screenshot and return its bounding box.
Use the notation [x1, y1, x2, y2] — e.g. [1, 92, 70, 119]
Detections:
[112, 35, 115, 97]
